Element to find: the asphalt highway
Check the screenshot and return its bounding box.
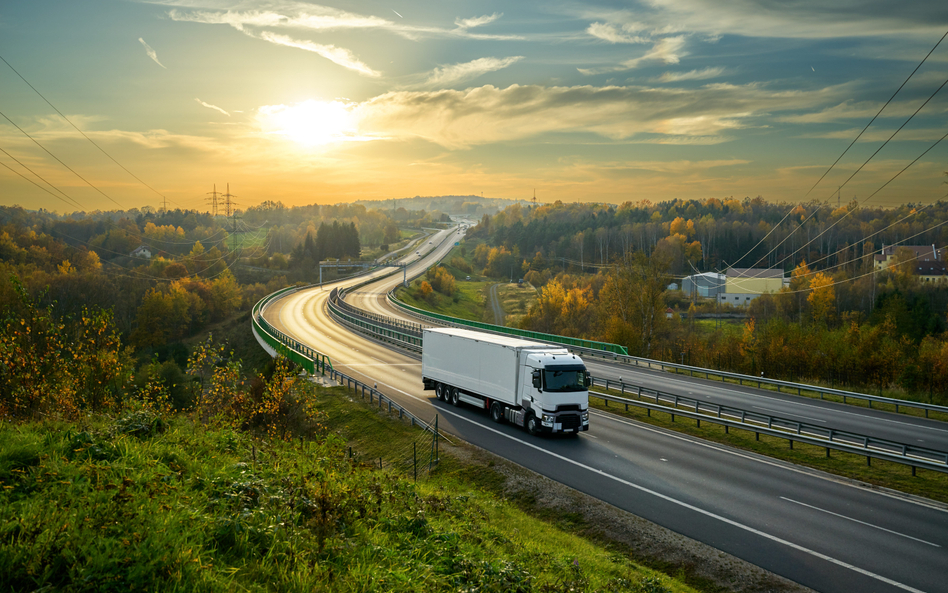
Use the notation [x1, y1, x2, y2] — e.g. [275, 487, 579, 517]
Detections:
[262, 227, 948, 593]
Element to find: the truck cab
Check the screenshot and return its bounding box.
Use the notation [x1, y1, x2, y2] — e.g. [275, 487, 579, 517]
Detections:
[515, 351, 590, 434]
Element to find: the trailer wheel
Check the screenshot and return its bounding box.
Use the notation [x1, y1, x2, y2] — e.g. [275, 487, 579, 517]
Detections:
[449, 386, 460, 406]
[435, 383, 445, 401]
[526, 414, 539, 436]
[490, 402, 505, 423]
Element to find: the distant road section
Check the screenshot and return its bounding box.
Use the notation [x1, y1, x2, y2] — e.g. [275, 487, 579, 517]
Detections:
[488, 283, 505, 326]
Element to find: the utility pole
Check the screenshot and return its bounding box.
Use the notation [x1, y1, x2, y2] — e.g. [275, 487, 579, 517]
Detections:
[160, 196, 170, 213]
[222, 183, 237, 218]
[206, 184, 221, 217]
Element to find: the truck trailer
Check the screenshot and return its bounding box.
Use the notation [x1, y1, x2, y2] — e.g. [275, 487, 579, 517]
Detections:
[421, 328, 590, 435]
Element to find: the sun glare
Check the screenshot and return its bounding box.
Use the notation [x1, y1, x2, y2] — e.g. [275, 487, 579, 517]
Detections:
[259, 100, 359, 147]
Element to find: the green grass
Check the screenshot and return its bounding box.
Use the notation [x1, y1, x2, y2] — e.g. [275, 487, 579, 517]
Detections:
[589, 390, 948, 504]
[396, 282, 488, 323]
[0, 394, 699, 593]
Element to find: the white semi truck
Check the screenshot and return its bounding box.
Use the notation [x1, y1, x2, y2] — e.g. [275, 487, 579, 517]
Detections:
[421, 328, 590, 435]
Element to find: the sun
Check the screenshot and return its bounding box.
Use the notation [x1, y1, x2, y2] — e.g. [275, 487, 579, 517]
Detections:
[259, 99, 359, 147]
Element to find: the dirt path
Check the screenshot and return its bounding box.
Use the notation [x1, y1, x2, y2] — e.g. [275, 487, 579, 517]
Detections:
[487, 283, 505, 326]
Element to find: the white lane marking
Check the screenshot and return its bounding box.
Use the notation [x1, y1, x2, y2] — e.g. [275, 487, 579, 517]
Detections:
[355, 376, 935, 591]
[780, 497, 941, 548]
[425, 407, 927, 593]
[617, 370, 948, 433]
[752, 406, 827, 423]
[589, 410, 948, 514]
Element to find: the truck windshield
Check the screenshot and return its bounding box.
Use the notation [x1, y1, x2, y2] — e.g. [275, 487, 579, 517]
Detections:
[543, 365, 587, 392]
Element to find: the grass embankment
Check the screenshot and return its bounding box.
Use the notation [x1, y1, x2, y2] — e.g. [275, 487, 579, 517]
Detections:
[396, 240, 537, 328]
[588, 388, 948, 505]
[0, 392, 694, 593]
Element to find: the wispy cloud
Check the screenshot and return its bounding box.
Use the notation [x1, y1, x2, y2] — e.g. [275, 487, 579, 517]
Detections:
[596, 0, 947, 40]
[165, 4, 520, 41]
[195, 98, 230, 116]
[655, 67, 725, 82]
[579, 36, 687, 75]
[455, 13, 502, 30]
[587, 22, 649, 44]
[253, 30, 381, 77]
[138, 37, 166, 69]
[352, 81, 849, 149]
[423, 56, 523, 88]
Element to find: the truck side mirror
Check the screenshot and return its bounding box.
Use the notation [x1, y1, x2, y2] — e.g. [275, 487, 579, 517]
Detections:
[532, 370, 541, 389]
[584, 371, 592, 388]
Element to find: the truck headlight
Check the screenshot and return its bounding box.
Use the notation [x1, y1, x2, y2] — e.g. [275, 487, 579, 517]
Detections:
[581, 411, 589, 421]
[542, 414, 555, 423]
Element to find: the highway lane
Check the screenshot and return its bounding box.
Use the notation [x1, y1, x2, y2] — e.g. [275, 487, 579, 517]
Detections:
[344, 248, 948, 453]
[263, 257, 948, 593]
[582, 359, 948, 453]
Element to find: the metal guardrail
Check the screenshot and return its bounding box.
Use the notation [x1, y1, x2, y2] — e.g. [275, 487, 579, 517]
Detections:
[589, 378, 948, 475]
[387, 292, 629, 355]
[583, 353, 948, 419]
[328, 288, 423, 352]
[327, 366, 442, 446]
[251, 286, 332, 375]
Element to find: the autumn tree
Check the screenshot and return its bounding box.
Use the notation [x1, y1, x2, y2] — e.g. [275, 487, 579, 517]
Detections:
[599, 251, 671, 357]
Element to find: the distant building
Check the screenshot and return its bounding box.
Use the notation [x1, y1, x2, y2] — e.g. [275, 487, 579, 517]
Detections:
[874, 245, 944, 271]
[130, 245, 152, 259]
[717, 267, 784, 307]
[681, 272, 725, 299]
[914, 261, 948, 283]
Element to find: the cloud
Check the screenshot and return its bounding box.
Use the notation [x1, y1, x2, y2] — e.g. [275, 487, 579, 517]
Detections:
[455, 13, 502, 29]
[165, 4, 520, 41]
[587, 22, 649, 44]
[138, 37, 166, 69]
[655, 67, 725, 82]
[252, 30, 381, 77]
[775, 100, 924, 123]
[579, 36, 687, 75]
[621, 0, 947, 39]
[195, 98, 230, 116]
[423, 56, 523, 88]
[352, 81, 849, 149]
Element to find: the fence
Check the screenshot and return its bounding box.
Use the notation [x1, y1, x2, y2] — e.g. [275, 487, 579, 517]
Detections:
[589, 378, 948, 475]
[327, 367, 442, 477]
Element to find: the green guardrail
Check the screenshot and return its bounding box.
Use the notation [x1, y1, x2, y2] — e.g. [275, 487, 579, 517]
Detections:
[388, 293, 629, 356]
[252, 286, 333, 375]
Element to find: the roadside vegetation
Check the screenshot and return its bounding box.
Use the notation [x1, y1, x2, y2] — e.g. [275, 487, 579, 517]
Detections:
[444, 199, 948, 407]
[0, 293, 700, 592]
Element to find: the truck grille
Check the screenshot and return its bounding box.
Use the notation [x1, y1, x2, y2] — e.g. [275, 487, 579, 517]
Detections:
[559, 414, 581, 430]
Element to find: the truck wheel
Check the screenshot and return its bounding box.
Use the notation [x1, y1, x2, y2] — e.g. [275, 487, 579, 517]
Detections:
[435, 383, 444, 401]
[526, 415, 539, 436]
[450, 387, 460, 406]
[490, 402, 504, 423]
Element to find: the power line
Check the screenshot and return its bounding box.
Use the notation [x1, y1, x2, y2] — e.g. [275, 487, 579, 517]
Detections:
[0, 52, 184, 210]
[0, 108, 124, 209]
[804, 27, 948, 198]
[722, 31, 948, 276]
[0, 146, 84, 210]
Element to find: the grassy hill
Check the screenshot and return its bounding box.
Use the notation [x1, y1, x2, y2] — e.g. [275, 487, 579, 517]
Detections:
[0, 393, 704, 592]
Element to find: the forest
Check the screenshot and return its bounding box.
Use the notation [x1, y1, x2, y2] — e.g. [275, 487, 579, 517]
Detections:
[466, 196, 948, 403]
[0, 200, 440, 419]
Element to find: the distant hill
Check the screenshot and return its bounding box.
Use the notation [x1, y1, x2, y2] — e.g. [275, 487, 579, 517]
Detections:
[354, 195, 531, 217]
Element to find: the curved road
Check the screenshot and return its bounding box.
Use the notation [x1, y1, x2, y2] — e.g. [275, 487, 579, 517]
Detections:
[264, 228, 948, 593]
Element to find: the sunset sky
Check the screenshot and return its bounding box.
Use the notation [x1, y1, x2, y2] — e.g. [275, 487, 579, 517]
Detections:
[1, 1, 947, 214]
